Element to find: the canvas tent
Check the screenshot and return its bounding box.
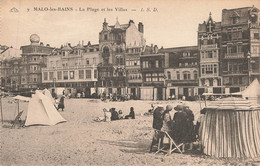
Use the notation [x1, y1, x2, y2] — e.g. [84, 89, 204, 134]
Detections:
[201, 97, 260, 158]
[42, 88, 55, 105]
[232, 79, 260, 103]
[25, 91, 66, 126]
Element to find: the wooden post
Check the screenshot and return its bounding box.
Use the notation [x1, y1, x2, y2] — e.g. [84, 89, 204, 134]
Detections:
[17, 99, 20, 114]
[205, 95, 207, 107]
[199, 95, 202, 110]
[0, 96, 3, 124]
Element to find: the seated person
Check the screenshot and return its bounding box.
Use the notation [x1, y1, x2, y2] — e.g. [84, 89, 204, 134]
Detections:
[118, 110, 124, 119]
[110, 108, 119, 121]
[125, 107, 135, 119]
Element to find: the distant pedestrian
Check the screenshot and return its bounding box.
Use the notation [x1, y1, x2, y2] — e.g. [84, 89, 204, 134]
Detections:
[58, 95, 65, 111]
[103, 108, 111, 122]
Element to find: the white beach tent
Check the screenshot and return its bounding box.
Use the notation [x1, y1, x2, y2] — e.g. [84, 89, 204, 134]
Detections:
[233, 79, 260, 99]
[42, 88, 55, 105]
[24, 91, 66, 126]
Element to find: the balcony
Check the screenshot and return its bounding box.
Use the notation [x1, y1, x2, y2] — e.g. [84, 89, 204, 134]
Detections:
[222, 70, 248, 75]
[167, 79, 199, 86]
[201, 44, 218, 50]
[224, 53, 244, 59]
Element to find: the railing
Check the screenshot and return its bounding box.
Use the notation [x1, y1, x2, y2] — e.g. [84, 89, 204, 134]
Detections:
[222, 70, 248, 75]
[224, 53, 244, 59]
[201, 44, 218, 50]
[42, 64, 97, 71]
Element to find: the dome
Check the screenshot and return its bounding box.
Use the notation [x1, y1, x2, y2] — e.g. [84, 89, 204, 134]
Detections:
[30, 34, 40, 44]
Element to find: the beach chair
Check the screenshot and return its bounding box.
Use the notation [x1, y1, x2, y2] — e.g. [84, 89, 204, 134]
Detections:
[154, 129, 183, 156]
[11, 111, 24, 129]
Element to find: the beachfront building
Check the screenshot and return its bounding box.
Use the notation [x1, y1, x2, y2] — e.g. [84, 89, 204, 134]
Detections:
[0, 46, 22, 91]
[162, 46, 199, 100]
[221, 6, 260, 93]
[20, 34, 54, 90]
[140, 45, 166, 100]
[198, 13, 223, 94]
[41, 42, 99, 97]
[97, 18, 146, 96]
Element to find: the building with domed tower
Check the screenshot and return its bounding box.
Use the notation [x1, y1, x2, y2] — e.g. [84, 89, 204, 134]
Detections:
[20, 34, 54, 90]
[97, 18, 146, 96]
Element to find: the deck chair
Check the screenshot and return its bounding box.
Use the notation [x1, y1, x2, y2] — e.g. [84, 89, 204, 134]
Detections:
[11, 111, 24, 129]
[154, 129, 183, 156]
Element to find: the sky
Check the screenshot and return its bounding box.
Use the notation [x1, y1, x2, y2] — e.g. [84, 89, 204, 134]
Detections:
[1, 0, 259, 49]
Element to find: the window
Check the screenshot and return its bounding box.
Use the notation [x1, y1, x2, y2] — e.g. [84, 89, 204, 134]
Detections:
[176, 71, 180, 80]
[167, 71, 171, 80]
[206, 64, 213, 74]
[183, 71, 191, 80]
[49, 72, 54, 80]
[94, 70, 97, 78]
[86, 70, 91, 78]
[79, 70, 84, 79]
[254, 33, 259, 40]
[143, 61, 148, 68]
[237, 44, 242, 53]
[152, 73, 158, 82]
[104, 34, 108, 40]
[63, 52, 65, 56]
[208, 51, 213, 58]
[43, 72, 48, 80]
[145, 73, 152, 82]
[227, 45, 232, 55]
[57, 71, 62, 80]
[203, 39, 208, 45]
[155, 60, 159, 68]
[202, 65, 205, 74]
[232, 17, 238, 24]
[70, 71, 74, 79]
[179, 63, 182, 67]
[86, 59, 89, 65]
[214, 64, 217, 74]
[63, 71, 68, 80]
[194, 71, 198, 80]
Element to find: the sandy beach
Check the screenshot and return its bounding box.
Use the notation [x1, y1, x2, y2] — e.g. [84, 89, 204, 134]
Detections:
[1, 97, 260, 166]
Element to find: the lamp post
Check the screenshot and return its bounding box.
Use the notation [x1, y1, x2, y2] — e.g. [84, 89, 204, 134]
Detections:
[247, 51, 251, 85]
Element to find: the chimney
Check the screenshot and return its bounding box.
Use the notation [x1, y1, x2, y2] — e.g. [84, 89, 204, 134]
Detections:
[68, 43, 71, 48]
[151, 44, 154, 53]
[82, 40, 84, 46]
[40, 42, 43, 46]
[87, 41, 91, 46]
[129, 20, 134, 26]
[46, 44, 50, 47]
[138, 22, 144, 33]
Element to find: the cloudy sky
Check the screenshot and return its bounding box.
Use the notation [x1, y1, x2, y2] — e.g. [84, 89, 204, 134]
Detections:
[1, 0, 259, 49]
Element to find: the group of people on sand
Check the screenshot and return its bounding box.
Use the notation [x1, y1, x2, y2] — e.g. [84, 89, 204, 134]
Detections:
[150, 104, 206, 153]
[103, 107, 135, 122]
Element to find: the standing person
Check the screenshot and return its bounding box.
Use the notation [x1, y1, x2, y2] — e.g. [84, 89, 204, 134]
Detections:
[150, 105, 165, 153]
[58, 95, 65, 111]
[103, 108, 111, 122]
[183, 105, 196, 151]
[173, 105, 188, 152]
[161, 105, 173, 133]
[125, 107, 135, 119]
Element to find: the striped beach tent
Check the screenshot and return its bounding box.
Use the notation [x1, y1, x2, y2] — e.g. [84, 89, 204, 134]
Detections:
[201, 97, 260, 158]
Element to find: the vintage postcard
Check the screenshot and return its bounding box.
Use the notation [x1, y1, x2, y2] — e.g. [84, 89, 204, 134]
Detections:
[1, 0, 260, 165]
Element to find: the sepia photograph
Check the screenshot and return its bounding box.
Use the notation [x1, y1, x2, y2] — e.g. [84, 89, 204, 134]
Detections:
[0, 0, 260, 165]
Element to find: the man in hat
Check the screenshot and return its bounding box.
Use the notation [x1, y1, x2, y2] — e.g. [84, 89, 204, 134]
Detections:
[161, 105, 173, 133]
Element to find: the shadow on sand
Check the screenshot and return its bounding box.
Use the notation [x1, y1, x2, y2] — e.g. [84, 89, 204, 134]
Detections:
[98, 139, 151, 154]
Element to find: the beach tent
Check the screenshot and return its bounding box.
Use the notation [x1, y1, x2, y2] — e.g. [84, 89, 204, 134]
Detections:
[42, 88, 55, 104]
[25, 91, 66, 126]
[13, 95, 30, 102]
[201, 97, 260, 158]
[233, 79, 260, 99]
